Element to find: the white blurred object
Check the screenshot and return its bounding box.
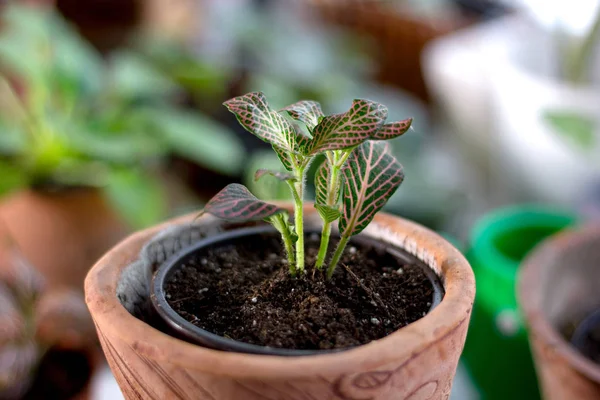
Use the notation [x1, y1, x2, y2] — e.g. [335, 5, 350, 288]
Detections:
[91, 364, 124, 400]
[424, 14, 600, 206]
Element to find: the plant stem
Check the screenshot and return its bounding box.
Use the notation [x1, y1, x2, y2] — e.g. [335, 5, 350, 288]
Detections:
[315, 222, 331, 268]
[271, 214, 296, 275]
[315, 155, 341, 269]
[293, 165, 306, 273]
[327, 235, 350, 279]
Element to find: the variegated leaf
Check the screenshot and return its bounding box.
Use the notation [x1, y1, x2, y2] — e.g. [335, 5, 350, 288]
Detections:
[282, 100, 324, 131]
[339, 141, 404, 237]
[223, 92, 298, 152]
[370, 118, 412, 140]
[315, 204, 341, 223]
[203, 183, 286, 222]
[304, 99, 387, 155]
[314, 161, 332, 205]
[254, 169, 296, 182]
[272, 145, 294, 171]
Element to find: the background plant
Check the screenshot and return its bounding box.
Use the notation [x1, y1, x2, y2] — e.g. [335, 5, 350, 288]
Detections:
[202, 91, 411, 278]
[0, 4, 244, 228]
[0, 235, 94, 398]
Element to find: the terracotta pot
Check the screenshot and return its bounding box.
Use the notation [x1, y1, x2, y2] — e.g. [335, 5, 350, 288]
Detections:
[85, 205, 474, 400]
[309, 0, 475, 103]
[519, 225, 600, 399]
[0, 189, 127, 290]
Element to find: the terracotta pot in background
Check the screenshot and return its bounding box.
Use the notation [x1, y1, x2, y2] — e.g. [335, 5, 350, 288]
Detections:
[85, 205, 474, 399]
[309, 0, 475, 103]
[519, 225, 600, 399]
[0, 189, 127, 290]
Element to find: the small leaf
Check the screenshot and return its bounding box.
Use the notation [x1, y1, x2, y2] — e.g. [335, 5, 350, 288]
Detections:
[305, 99, 387, 155]
[315, 204, 341, 223]
[223, 92, 299, 153]
[282, 100, 324, 131]
[370, 118, 412, 140]
[203, 183, 287, 222]
[339, 141, 404, 237]
[314, 161, 333, 205]
[254, 169, 296, 182]
[272, 145, 294, 171]
[544, 110, 596, 150]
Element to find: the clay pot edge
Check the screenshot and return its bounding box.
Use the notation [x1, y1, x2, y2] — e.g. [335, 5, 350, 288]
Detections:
[85, 203, 475, 379]
[519, 224, 600, 383]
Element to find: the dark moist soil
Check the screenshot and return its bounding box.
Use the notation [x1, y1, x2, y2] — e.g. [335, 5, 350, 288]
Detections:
[165, 233, 436, 350]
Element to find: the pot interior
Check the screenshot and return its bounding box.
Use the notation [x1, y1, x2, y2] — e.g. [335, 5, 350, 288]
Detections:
[151, 226, 444, 355]
[536, 231, 600, 348]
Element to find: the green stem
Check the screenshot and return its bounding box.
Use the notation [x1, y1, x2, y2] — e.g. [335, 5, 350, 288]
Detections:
[327, 235, 350, 279]
[315, 155, 341, 269]
[292, 165, 306, 273]
[271, 214, 296, 275]
[315, 221, 331, 268]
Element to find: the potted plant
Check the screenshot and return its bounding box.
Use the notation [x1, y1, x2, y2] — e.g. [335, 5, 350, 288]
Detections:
[86, 91, 474, 399]
[0, 236, 97, 399]
[0, 4, 244, 289]
[519, 224, 600, 399]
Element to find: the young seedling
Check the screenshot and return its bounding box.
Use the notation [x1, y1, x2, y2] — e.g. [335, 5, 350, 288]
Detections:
[201, 91, 411, 277]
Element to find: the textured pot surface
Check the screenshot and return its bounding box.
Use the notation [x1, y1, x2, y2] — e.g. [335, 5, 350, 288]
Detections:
[85, 205, 475, 400]
[0, 189, 127, 290]
[519, 226, 600, 400]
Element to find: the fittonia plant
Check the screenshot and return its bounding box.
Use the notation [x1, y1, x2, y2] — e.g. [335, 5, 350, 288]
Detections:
[201, 92, 411, 278]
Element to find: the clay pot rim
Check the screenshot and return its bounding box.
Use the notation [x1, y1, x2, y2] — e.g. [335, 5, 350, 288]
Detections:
[85, 203, 474, 379]
[519, 224, 600, 383]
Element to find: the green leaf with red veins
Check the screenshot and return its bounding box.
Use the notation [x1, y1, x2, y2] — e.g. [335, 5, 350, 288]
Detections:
[370, 118, 413, 140]
[314, 160, 334, 205]
[203, 183, 287, 222]
[282, 100, 324, 131]
[304, 99, 388, 155]
[272, 145, 294, 171]
[254, 169, 296, 182]
[315, 204, 341, 223]
[339, 141, 404, 237]
[223, 92, 299, 153]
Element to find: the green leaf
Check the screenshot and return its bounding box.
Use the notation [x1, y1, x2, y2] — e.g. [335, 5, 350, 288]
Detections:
[103, 169, 166, 229]
[272, 145, 294, 171]
[254, 169, 296, 182]
[305, 99, 388, 155]
[0, 161, 27, 196]
[0, 121, 26, 155]
[282, 100, 324, 131]
[269, 213, 298, 243]
[339, 141, 404, 237]
[371, 118, 412, 140]
[223, 92, 300, 153]
[203, 183, 287, 222]
[315, 204, 341, 223]
[544, 110, 596, 150]
[149, 108, 245, 176]
[109, 51, 179, 100]
[314, 160, 333, 205]
[66, 129, 165, 163]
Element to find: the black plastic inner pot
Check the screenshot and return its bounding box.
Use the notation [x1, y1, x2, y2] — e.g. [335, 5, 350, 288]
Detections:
[151, 225, 444, 356]
[571, 308, 600, 364]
